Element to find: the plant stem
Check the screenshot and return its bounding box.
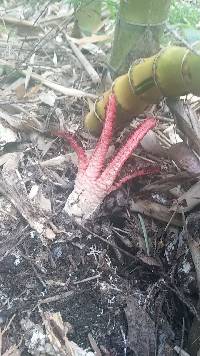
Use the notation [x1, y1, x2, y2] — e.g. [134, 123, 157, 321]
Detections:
[110, 0, 172, 76]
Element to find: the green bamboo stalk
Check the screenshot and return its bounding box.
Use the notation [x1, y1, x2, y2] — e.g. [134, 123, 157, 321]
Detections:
[74, 0, 102, 35]
[85, 45, 200, 136]
[110, 0, 172, 76]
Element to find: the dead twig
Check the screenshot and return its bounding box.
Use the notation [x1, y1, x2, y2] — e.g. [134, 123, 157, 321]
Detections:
[0, 16, 43, 32]
[64, 34, 101, 84]
[0, 59, 97, 99]
[38, 291, 74, 306]
[88, 333, 102, 356]
[73, 274, 101, 284]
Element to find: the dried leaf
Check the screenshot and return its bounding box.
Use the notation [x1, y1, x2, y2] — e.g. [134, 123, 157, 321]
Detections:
[0, 153, 55, 239]
[43, 312, 95, 356]
[53, 52, 58, 66]
[0, 108, 44, 132]
[21, 318, 55, 355]
[0, 122, 18, 144]
[0, 102, 25, 115]
[29, 185, 52, 213]
[130, 199, 182, 226]
[1, 16, 42, 36]
[39, 91, 57, 107]
[171, 181, 200, 212]
[2, 344, 21, 356]
[168, 142, 200, 174]
[174, 346, 190, 356]
[88, 333, 102, 356]
[143, 172, 191, 194]
[138, 254, 162, 267]
[164, 124, 182, 144]
[167, 99, 200, 155]
[25, 54, 35, 90]
[15, 83, 26, 99]
[140, 130, 166, 156]
[125, 297, 156, 354]
[71, 34, 111, 46]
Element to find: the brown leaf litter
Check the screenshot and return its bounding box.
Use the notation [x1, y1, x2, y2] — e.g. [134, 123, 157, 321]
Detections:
[0, 1, 200, 355]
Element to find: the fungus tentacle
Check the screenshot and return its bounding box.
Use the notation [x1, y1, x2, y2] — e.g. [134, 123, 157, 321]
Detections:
[53, 94, 160, 222]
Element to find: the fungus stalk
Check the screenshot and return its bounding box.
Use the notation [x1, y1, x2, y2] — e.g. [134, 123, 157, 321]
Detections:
[54, 95, 159, 222]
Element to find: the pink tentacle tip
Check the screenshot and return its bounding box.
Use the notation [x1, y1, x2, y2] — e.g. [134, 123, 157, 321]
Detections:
[54, 96, 159, 221]
[51, 130, 88, 171]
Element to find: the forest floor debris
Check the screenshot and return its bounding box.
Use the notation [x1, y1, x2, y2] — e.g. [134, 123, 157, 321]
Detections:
[0, 1, 200, 355]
